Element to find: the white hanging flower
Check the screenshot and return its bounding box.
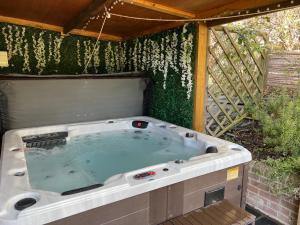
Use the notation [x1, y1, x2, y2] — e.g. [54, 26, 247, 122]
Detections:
[179, 26, 194, 99]
[83, 40, 92, 73]
[128, 47, 133, 71]
[171, 32, 179, 72]
[32, 32, 46, 74]
[137, 41, 142, 71]
[48, 34, 53, 62]
[115, 44, 120, 72]
[119, 42, 126, 72]
[13, 26, 24, 56]
[132, 40, 138, 71]
[104, 42, 115, 73]
[2, 25, 14, 60]
[93, 43, 100, 73]
[53, 36, 64, 64]
[141, 39, 147, 71]
[162, 36, 172, 89]
[76, 40, 82, 67]
[22, 42, 31, 73]
[150, 40, 160, 75]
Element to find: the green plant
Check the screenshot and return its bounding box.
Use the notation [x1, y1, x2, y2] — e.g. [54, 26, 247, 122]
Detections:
[248, 91, 300, 157]
[263, 157, 300, 196]
[246, 89, 300, 196]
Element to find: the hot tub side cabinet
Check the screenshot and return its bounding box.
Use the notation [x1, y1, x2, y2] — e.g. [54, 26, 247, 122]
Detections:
[47, 164, 249, 225]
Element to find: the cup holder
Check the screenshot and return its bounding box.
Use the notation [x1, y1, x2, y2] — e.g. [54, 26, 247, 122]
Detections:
[10, 148, 22, 152]
[185, 132, 195, 138]
[14, 171, 25, 176]
[15, 198, 37, 211]
[174, 159, 184, 164]
[206, 146, 218, 153]
[231, 147, 242, 151]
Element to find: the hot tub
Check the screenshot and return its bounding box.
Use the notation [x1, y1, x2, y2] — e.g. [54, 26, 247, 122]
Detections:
[0, 116, 251, 225]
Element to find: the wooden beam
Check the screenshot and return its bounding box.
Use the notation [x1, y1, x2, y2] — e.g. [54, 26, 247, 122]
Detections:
[71, 29, 122, 41]
[197, 0, 283, 18]
[123, 21, 184, 40]
[123, 0, 195, 18]
[193, 22, 209, 132]
[63, 0, 115, 34]
[206, 0, 300, 26]
[0, 15, 62, 33]
[0, 15, 122, 41]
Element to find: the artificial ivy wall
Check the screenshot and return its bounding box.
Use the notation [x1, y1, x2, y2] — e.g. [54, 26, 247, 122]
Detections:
[0, 22, 196, 128]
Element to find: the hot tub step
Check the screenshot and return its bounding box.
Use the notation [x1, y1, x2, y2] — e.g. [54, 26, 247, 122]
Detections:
[160, 200, 256, 225]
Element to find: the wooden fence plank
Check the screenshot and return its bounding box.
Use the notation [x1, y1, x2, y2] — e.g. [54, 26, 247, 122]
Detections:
[267, 51, 300, 88]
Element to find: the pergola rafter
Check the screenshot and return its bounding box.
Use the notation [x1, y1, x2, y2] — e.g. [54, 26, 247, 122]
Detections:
[1, 0, 297, 40]
[63, 0, 115, 34]
[122, 0, 196, 18]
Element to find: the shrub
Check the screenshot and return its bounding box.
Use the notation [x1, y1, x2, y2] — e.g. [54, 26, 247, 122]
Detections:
[245, 89, 300, 196]
[263, 157, 300, 196]
[247, 91, 300, 157]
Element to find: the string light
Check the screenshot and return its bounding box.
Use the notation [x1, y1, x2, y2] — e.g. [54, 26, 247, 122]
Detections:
[80, 0, 298, 31]
[81, 0, 297, 70]
[83, 11, 108, 73]
[106, 3, 298, 23]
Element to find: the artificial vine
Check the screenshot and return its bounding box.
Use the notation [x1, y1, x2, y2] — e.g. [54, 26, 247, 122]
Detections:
[0, 22, 196, 128]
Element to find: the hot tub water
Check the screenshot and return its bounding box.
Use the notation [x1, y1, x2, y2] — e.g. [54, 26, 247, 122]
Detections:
[25, 128, 202, 193]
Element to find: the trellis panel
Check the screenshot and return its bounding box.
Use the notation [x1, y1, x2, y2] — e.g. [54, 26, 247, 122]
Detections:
[206, 26, 267, 137]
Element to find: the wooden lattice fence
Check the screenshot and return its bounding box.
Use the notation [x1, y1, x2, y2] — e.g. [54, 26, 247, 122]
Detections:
[205, 26, 267, 137]
[267, 51, 300, 88]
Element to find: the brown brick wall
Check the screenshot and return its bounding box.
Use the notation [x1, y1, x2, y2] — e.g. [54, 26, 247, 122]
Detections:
[246, 162, 299, 225]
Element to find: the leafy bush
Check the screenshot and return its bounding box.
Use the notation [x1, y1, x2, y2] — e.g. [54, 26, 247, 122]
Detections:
[262, 157, 300, 196]
[246, 89, 300, 196]
[247, 91, 300, 157]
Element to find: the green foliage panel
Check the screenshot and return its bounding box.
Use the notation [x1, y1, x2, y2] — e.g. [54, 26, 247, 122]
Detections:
[124, 24, 196, 128]
[0, 22, 196, 128]
[0, 23, 122, 74]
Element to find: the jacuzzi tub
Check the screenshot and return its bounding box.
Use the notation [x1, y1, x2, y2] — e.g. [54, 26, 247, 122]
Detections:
[0, 116, 251, 225]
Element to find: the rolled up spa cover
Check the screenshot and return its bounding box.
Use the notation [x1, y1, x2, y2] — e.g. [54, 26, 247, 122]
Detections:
[0, 73, 148, 132]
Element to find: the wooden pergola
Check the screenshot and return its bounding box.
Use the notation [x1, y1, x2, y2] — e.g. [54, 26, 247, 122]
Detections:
[0, 0, 300, 224]
[1, 0, 297, 132]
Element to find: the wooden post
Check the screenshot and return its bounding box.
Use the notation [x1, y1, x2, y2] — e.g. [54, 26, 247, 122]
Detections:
[192, 22, 209, 132]
[297, 204, 300, 225]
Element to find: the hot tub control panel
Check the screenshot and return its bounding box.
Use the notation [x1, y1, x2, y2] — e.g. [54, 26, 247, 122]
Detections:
[133, 171, 156, 180]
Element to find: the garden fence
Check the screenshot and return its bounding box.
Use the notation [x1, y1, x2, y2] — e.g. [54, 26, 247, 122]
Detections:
[205, 26, 267, 137]
[266, 51, 300, 88]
